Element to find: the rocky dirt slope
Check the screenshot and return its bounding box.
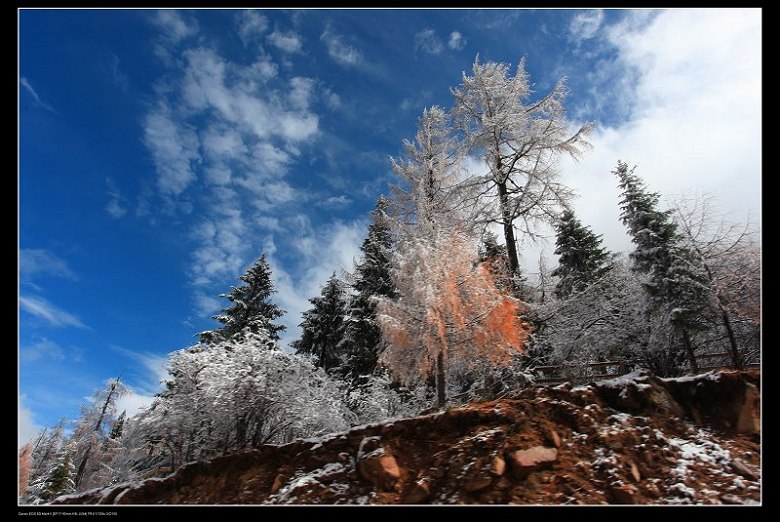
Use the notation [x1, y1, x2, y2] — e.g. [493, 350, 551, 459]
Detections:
[56, 369, 761, 505]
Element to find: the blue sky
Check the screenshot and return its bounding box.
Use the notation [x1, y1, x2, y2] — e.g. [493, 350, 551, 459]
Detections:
[18, 8, 761, 445]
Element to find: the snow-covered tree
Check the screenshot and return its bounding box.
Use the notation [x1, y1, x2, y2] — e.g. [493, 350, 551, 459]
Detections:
[21, 420, 66, 503]
[137, 328, 353, 469]
[615, 161, 713, 374]
[38, 451, 75, 502]
[344, 371, 424, 425]
[452, 56, 593, 284]
[341, 197, 397, 380]
[535, 257, 654, 367]
[70, 378, 128, 492]
[376, 226, 530, 407]
[551, 209, 612, 298]
[478, 231, 515, 293]
[671, 194, 761, 368]
[292, 273, 349, 373]
[389, 106, 464, 227]
[199, 254, 286, 344]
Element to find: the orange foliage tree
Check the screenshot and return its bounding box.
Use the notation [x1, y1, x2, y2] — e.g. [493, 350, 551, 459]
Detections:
[376, 228, 529, 407]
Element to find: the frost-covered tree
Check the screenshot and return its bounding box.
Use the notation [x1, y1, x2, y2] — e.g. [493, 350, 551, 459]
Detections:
[377, 227, 529, 407]
[137, 328, 353, 469]
[551, 209, 612, 298]
[70, 378, 128, 492]
[341, 197, 397, 379]
[344, 371, 424, 425]
[389, 106, 464, 227]
[452, 56, 593, 283]
[479, 231, 515, 294]
[671, 194, 761, 368]
[292, 273, 349, 373]
[535, 257, 654, 367]
[615, 161, 713, 374]
[22, 420, 66, 503]
[199, 254, 286, 344]
[39, 451, 75, 502]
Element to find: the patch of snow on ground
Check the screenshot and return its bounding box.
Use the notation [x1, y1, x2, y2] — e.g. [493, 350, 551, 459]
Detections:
[662, 371, 722, 384]
[272, 462, 348, 503]
[597, 370, 648, 389]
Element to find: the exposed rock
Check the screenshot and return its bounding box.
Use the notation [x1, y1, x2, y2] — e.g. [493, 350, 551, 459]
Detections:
[730, 459, 759, 481]
[490, 455, 506, 477]
[628, 461, 641, 483]
[506, 446, 557, 479]
[401, 478, 430, 504]
[463, 475, 493, 492]
[737, 383, 760, 434]
[357, 439, 401, 491]
[608, 484, 637, 504]
[549, 429, 562, 448]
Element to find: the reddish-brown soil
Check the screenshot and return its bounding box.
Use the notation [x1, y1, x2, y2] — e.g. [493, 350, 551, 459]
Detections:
[55, 369, 760, 505]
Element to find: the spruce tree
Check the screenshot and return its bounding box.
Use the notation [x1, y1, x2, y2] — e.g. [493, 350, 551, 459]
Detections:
[551, 209, 612, 298]
[199, 254, 286, 344]
[614, 161, 712, 373]
[292, 273, 348, 373]
[40, 451, 75, 502]
[342, 197, 397, 379]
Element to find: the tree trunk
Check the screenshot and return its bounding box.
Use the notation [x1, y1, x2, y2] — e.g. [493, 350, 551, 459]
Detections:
[680, 328, 698, 373]
[496, 180, 520, 284]
[436, 349, 446, 408]
[720, 308, 742, 370]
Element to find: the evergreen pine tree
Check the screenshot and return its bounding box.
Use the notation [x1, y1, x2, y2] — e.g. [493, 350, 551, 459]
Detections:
[614, 161, 712, 373]
[292, 273, 348, 373]
[551, 209, 612, 298]
[342, 197, 397, 379]
[108, 411, 126, 440]
[199, 254, 286, 344]
[40, 451, 75, 502]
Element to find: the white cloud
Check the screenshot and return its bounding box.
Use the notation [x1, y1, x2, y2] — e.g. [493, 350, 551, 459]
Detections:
[270, 219, 366, 348]
[105, 177, 127, 219]
[189, 190, 249, 289]
[322, 87, 342, 110]
[321, 26, 363, 66]
[105, 198, 127, 219]
[20, 77, 55, 112]
[181, 47, 318, 144]
[316, 194, 352, 209]
[289, 77, 316, 110]
[20, 249, 76, 281]
[152, 10, 198, 44]
[116, 390, 156, 418]
[194, 292, 221, 316]
[569, 9, 604, 40]
[201, 125, 247, 161]
[267, 29, 302, 53]
[415, 29, 444, 55]
[19, 396, 40, 449]
[556, 8, 761, 258]
[255, 216, 282, 232]
[448, 31, 466, 50]
[111, 346, 170, 395]
[20, 295, 87, 329]
[143, 106, 201, 196]
[20, 339, 65, 363]
[236, 10, 269, 46]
